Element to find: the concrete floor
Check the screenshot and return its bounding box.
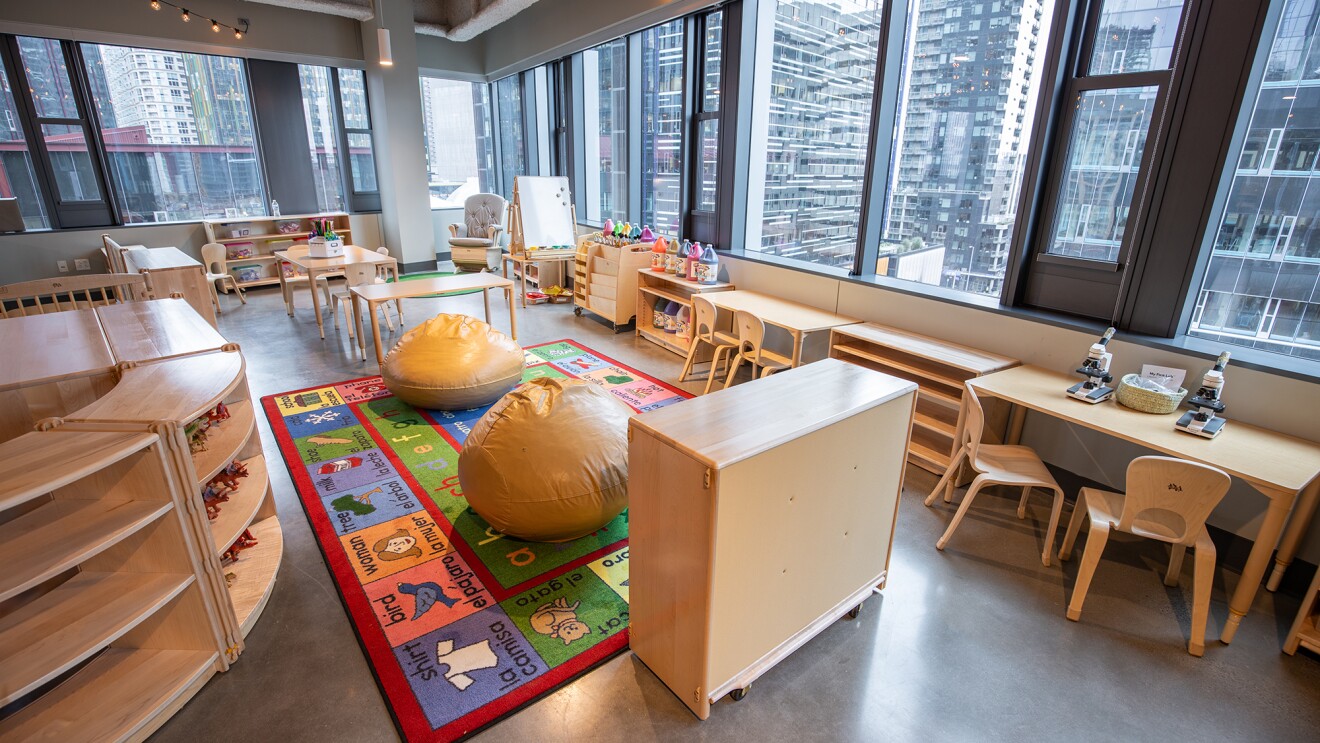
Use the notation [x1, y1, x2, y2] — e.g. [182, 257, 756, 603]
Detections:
[151, 277, 1320, 742]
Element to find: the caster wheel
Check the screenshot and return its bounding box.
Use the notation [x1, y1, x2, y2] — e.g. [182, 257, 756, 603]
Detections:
[730, 687, 748, 702]
[847, 603, 863, 619]
[573, 306, 582, 316]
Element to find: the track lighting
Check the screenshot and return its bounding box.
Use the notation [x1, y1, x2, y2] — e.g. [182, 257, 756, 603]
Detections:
[138, 1, 249, 39]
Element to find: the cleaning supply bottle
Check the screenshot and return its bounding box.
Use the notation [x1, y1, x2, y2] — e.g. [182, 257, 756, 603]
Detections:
[696, 244, 720, 285]
[665, 237, 681, 274]
[682, 240, 699, 280]
[651, 237, 668, 271]
[653, 296, 669, 329]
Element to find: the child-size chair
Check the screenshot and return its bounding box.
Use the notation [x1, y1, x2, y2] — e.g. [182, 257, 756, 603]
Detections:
[924, 383, 1067, 566]
[722, 310, 792, 389]
[330, 263, 395, 339]
[200, 243, 246, 312]
[1058, 455, 1231, 656]
[679, 295, 739, 395]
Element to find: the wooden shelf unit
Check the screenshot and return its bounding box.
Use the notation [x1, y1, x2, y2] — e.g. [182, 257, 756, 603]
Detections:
[574, 238, 654, 329]
[829, 323, 1018, 476]
[1285, 565, 1320, 656]
[635, 268, 736, 356]
[201, 213, 352, 290]
[0, 429, 226, 741]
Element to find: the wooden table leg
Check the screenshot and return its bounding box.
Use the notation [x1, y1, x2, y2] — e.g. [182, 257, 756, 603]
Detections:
[1267, 478, 1320, 591]
[1221, 490, 1293, 644]
[278, 265, 292, 316]
[1006, 404, 1027, 445]
[521, 260, 528, 309]
[790, 330, 804, 368]
[309, 268, 326, 339]
[483, 287, 491, 323]
[351, 292, 364, 361]
[507, 286, 518, 341]
[370, 300, 385, 366]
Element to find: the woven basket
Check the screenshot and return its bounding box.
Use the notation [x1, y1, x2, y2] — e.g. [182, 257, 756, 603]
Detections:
[1115, 373, 1187, 414]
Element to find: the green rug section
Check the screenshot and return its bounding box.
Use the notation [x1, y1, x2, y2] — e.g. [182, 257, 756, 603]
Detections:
[388, 271, 483, 297]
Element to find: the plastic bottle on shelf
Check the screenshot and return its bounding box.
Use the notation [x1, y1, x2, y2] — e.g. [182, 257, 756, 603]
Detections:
[651, 237, 668, 271]
[696, 244, 720, 285]
[653, 296, 669, 329]
[664, 301, 682, 333]
[603, 218, 614, 238]
[640, 225, 655, 242]
[665, 237, 681, 274]
[675, 304, 692, 343]
[271, 199, 281, 217]
[682, 240, 699, 280]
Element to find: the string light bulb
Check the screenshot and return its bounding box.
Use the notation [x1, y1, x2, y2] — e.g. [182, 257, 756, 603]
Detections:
[211, 19, 220, 32]
[140, 1, 247, 39]
[150, 0, 161, 9]
[180, 8, 190, 21]
[234, 29, 243, 39]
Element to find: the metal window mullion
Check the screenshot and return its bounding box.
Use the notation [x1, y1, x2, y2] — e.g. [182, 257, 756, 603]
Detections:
[627, 34, 643, 222]
[677, 14, 696, 238]
[491, 81, 506, 198]
[854, 0, 909, 277]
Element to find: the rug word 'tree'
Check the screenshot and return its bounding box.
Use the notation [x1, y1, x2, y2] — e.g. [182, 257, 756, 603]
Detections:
[262, 340, 689, 742]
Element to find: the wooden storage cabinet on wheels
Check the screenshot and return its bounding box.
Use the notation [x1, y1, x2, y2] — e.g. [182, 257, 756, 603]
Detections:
[574, 239, 651, 329]
[628, 359, 917, 719]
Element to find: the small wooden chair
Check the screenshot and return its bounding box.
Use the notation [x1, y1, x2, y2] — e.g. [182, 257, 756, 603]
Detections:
[331, 263, 394, 339]
[924, 383, 1067, 566]
[1059, 456, 1230, 656]
[679, 294, 739, 395]
[0, 273, 149, 318]
[200, 243, 246, 313]
[723, 310, 792, 389]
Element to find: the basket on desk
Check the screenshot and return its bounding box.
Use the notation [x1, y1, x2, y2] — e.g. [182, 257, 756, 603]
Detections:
[1115, 373, 1187, 414]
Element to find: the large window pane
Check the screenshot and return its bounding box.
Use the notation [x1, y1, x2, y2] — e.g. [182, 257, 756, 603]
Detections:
[82, 43, 265, 222]
[337, 68, 371, 129]
[1045, 86, 1158, 262]
[495, 75, 526, 200]
[583, 39, 628, 224]
[41, 125, 100, 201]
[17, 38, 79, 119]
[747, 0, 886, 268]
[347, 132, 377, 193]
[1189, 0, 1320, 361]
[703, 11, 723, 111]
[1089, 0, 1185, 74]
[0, 63, 49, 229]
[641, 19, 685, 236]
[298, 66, 344, 213]
[883, 0, 1057, 294]
[420, 77, 495, 208]
[698, 118, 719, 211]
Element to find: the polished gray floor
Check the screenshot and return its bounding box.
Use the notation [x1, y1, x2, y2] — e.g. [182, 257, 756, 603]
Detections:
[151, 279, 1320, 742]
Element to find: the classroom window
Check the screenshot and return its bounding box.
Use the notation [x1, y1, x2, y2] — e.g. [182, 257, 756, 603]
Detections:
[0, 61, 46, 229]
[336, 68, 378, 198]
[81, 42, 264, 222]
[495, 74, 527, 200]
[882, 0, 1057, 296]
[419, 77, 494, 209]
[694, 10, 723, 219]
[1188, 0, 1320, 361]
[745, 0, 886, 269]
[641, 19, 686, 236]
[298, 65, 345, 213]
[582, 38, 628, 224]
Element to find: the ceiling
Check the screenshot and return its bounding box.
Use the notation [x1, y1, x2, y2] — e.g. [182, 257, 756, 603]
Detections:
[252, 0, 544, 41]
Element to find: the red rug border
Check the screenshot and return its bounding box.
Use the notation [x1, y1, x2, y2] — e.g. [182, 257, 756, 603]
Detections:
[259, 338, 684, 742]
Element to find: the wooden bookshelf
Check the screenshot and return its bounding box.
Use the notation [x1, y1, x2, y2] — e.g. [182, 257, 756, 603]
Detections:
[635, 268, 735, 357]
[201, 213, 352, 291]
[829, 323, 1018, 476]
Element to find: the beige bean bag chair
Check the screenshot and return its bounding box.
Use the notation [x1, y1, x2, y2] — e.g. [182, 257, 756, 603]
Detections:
[458, 377, 630, 542]
[382, 314, 523, 410]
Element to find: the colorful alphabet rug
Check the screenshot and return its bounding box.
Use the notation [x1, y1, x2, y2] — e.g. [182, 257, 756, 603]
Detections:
[262, 340, 689, 742]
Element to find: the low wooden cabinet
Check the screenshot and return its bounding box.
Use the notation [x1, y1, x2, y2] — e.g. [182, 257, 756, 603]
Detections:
[124, 247, 218, 328]
[829, 323, 1018, 475]
[635, 268, 735, 356]
[629, 359, 917, 719]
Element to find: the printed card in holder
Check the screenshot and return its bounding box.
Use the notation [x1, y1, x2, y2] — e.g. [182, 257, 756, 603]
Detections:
[1140, 364, 1186, 392]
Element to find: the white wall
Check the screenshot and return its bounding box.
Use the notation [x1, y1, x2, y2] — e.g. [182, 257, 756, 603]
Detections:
[718, 254, 1320, 563]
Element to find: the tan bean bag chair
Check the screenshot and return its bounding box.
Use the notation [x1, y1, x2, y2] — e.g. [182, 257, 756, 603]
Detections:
[458, 377, 630, 542]
[382, 314, 523, 411]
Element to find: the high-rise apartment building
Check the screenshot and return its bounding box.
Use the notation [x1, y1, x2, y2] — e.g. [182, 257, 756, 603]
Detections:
[99, 46, 198, 145]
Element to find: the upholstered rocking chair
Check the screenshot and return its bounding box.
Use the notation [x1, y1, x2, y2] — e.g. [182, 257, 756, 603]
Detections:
[448, 194, 507, 272]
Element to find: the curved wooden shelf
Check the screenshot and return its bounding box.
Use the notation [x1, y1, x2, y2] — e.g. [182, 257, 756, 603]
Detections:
[66, 351, 246, 426]
[0, 499, 172, 603]
[0, 647, 217, 742]
[0, 572, 193, 706]
[0, 431, 156, 513]
[193, 399, 256, 488]
[208, 454, 269, 553]
[226, 515, 283, 637]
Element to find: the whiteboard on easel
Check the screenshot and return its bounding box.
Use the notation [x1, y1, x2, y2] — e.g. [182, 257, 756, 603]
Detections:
[514, 176, 576, 249]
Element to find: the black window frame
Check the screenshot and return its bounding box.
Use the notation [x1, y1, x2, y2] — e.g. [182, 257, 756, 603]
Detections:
[330, 67, 381, 213]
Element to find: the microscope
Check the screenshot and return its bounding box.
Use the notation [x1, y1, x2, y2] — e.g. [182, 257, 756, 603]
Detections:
[1175, 352, 1231, 439]
[1067, 327, 1117, 404]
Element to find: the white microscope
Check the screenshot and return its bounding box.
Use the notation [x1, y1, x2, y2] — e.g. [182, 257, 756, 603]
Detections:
[1175, 352, 1231, 439]
[1067, 327, 1117, 404]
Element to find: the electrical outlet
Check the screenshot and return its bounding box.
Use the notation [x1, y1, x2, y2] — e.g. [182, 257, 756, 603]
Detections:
[57, 260, 69, 272]
[74, 258, 91, 271]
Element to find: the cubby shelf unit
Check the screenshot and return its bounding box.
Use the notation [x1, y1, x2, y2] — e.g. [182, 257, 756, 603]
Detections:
[202, 213, 353, 290]
[634, 268, 735, 356]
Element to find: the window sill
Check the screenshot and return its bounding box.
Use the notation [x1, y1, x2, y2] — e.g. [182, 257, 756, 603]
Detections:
[720, 248, 1320, 384]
